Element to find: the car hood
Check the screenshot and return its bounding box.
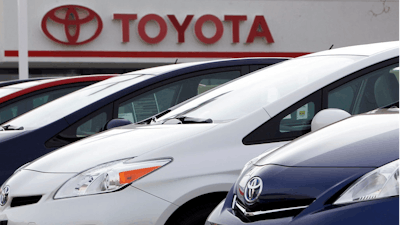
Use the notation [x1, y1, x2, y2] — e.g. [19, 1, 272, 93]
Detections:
[234, 164, 372, 213]
[26, 123, 218, 173]
[256, 112, 399, 168]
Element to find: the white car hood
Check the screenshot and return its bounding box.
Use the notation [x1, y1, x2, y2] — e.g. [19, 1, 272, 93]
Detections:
[26, 123, 217, 173]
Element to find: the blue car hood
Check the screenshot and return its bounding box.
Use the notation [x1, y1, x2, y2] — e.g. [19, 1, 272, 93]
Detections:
[234, 165, 372, 212]
[256, 112, 399, 168]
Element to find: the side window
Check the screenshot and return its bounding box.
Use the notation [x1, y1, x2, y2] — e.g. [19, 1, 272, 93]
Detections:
[0, 86, 83, 124]
[328, 63, 399, 115]
[243, 91, 321, 145]
[117, 70, 241, 123]
[280, 102, 315, 133]
[45, 104, 113, 148]
[76, 112, 108, 137]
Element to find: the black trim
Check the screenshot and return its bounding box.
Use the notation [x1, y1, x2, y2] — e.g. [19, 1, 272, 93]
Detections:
[10, 195, 42, 207]
[45, 103, 113, 148]
[243, 90, 322, 145]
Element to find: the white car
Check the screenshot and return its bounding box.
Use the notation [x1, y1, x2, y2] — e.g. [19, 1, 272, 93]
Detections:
[0, 42, 398, 225]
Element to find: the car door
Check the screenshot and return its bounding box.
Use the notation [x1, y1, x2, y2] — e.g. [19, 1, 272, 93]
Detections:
[323, 59, 399, 114]
[0, 83, 94, 124]
[243, 57, 399, 145]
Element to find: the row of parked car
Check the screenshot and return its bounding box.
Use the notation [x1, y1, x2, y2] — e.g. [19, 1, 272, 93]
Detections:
[0, 41, 398, 225]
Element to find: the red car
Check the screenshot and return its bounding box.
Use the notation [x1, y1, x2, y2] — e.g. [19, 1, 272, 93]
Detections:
[0, 75, 115, 123]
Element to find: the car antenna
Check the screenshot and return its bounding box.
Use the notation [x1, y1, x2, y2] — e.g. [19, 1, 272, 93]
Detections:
[329, 44, 334, 50]
[175, 59, 178, 64]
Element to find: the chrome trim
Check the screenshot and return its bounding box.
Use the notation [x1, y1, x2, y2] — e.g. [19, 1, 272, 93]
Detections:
[232, 195, 237, 210]
[244, 177, 263, 203]
[235, 201, 308, 217]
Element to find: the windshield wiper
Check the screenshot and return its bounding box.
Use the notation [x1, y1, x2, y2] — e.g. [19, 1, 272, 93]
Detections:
[162, 116, 213, 124]
[137, 109, 172, 125]
[0, 125, 24, 131]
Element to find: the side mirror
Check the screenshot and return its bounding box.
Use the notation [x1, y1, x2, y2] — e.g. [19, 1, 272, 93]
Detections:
[102, 118, 132, 131]
[311, 109, 351, 132]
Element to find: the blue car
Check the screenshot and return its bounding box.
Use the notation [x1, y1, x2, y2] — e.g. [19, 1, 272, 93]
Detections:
[0, 57, 286, 184]
[207, 108, 399, 225]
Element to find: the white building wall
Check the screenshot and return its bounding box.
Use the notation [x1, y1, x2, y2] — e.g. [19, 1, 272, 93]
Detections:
[0, 0, 398, 66]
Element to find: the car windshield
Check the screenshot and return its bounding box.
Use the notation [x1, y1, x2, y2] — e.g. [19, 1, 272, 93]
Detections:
[4, 75, 152, 128]
[158, 55, 365, 123]
[0, 80, 50, 98]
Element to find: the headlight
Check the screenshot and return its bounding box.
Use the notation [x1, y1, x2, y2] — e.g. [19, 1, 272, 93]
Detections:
[54, 158, 171, 199]
[334, 160, 399, 205]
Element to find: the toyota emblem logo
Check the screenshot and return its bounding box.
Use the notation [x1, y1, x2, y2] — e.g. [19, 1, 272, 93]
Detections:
[244, 177, 262, 204]
[41, 5, 103, 45]
[0, 186, 10, 206]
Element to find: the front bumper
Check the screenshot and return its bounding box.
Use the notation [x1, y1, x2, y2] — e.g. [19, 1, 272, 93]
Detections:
[206, 197, 399, 225]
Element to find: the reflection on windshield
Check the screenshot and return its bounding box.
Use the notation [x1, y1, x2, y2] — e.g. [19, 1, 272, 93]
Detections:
[158, 55, 365, 122]
[168, 92, 231, 120]
[5, 75, 152, 128]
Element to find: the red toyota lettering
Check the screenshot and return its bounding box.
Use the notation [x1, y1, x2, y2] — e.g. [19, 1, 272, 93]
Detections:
[113, 14, 137, 42]
[138, 14, 167, 44]
[224, 15, 247, 43]
[194, 15, 224, 44]
[246, 15, 274, 43]
[167, 15, 194, 43]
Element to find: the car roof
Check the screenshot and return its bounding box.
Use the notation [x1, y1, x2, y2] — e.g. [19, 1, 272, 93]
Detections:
[264, 41, 399, 117]
[0, 74, 115, 104]
[125, 57, 290, 76]
[0, 77, 53, 88]
[305, 41, 399, 57]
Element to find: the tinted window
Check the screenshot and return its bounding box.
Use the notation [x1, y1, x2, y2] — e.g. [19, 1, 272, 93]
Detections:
[158, 56, 363, 122]
[198, 71, 240, 94]
[118, 70, 241, 123]
[76, 112, 108, 137]
[243, 60, 398, 146]
[328, 63, 399, 114]
[243, 91, 321, 145]
[0, 86, 83, 124]
[6, 75, 151, 128]
[280, 102, 315, 133]
[45, 104, 113, 148]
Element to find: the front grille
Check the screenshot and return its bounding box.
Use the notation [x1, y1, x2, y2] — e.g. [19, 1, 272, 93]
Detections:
[0, 220, 7, 225]
[246, 197, 315, 212]
[233, 197, 313, 222]
[10, 196, 42, 207]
